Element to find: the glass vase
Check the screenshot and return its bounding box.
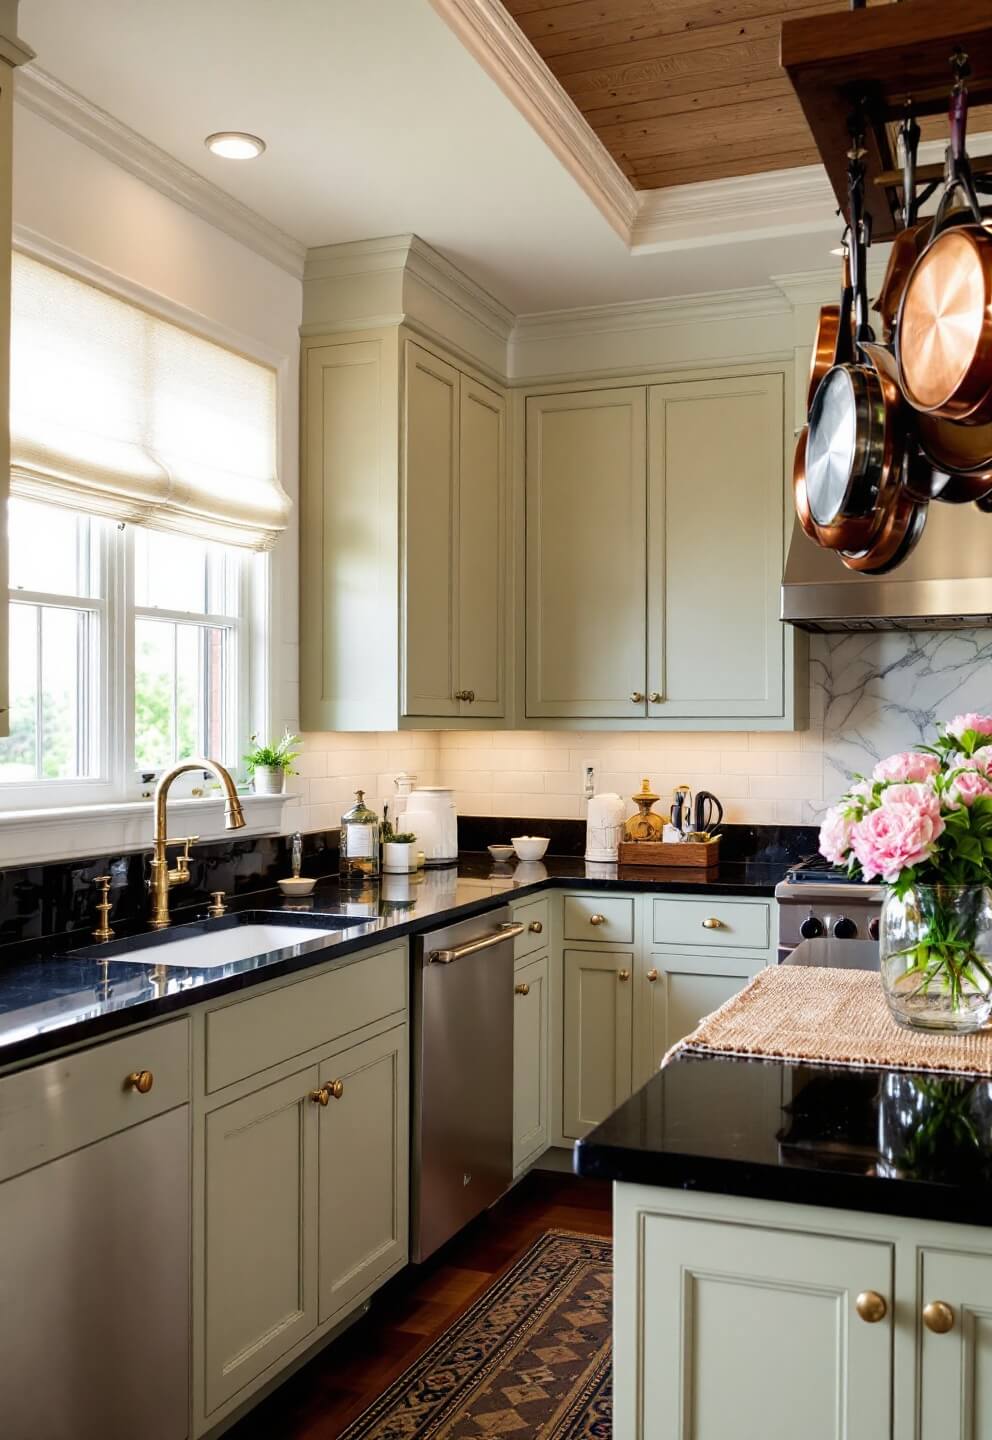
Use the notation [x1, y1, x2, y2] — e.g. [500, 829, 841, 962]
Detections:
[880, 883, 992, 1033]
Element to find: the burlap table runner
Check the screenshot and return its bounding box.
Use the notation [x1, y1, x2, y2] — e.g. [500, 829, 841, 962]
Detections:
[668, 965, 992, 1077]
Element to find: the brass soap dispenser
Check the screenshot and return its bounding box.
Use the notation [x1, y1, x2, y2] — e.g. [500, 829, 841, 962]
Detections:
[624, 778, 663, 842]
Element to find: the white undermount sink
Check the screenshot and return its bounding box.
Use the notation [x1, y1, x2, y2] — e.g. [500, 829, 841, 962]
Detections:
[117, 922, 337, 969]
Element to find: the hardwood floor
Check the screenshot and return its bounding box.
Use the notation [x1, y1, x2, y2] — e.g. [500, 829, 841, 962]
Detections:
[225, 1170, 612, 1440]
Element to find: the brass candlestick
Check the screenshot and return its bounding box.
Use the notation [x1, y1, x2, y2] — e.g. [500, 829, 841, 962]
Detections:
[91, 875, 114, 942]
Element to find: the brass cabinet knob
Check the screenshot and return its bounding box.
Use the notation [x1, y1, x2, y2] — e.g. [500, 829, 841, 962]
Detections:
[310, 1086, 329, 1106]
[454, 689, 475, 702]
[630, 691, 645, 703]
[649, 691, 662, 704]
[589, 913, 606, 926]
[856, 1291, 887, 1324]
[327, 1079, 344, 1100]
[207, 890, 227, 918]
[125, 1070, 154, 1094]
[618, 969, 630, 982]
[923, 1301, 955, 1334]
[701, 917, 724, 930]
[528, 920, 543, 934]
[515, 982, 530, 996]
[646, 968, 659, 982]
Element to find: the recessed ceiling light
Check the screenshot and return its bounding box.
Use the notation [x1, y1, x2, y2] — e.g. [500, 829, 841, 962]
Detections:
[205, 132, 266, 160]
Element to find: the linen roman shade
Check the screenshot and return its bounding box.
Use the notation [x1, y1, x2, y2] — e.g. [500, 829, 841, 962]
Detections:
[9, 252, 290, 550]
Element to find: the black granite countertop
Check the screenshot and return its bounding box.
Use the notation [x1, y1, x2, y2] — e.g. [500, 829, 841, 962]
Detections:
[575, 938, 992, 1225]
[0, 850, 789, 1069]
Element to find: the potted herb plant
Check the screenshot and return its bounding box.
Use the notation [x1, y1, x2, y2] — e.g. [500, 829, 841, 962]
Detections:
[382, 831, 417, 874]
[244, 732, 300, 796]
[820, 712, 992, 1033]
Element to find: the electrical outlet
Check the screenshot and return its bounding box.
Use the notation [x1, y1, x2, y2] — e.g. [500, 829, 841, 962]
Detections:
[582, 761, 596, 798]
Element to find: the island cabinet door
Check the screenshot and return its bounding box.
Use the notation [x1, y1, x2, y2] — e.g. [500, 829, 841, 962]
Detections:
[920, 1248, 992, 1439]
[204, 1068, 319, 1415]
[563, 947, 634, 1139]
[316, 1025, 409, 1327]
[615, 1209, 893, 1440]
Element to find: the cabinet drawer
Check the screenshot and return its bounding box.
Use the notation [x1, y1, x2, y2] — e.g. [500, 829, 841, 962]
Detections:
[512, 897, 550, 959]
[0, 1018, 189, 1182]
[206, 944, 407, 1092]
[564, 894, 635, 944]
[652, 897, 770, 950]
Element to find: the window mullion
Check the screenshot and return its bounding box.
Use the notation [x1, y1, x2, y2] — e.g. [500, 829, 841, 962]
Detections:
[33, 605, 43, 781]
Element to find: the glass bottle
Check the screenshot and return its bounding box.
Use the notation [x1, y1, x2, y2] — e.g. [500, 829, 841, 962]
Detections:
[339, 789, 380, 882]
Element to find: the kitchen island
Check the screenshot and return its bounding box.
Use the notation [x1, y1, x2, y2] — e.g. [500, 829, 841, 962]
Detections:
[575, 938, 992, 1439]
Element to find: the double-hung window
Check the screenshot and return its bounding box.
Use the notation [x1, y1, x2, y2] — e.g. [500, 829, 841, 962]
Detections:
[0, 253, 289, 810]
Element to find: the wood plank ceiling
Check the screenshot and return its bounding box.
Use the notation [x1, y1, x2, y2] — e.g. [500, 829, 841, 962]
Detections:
[501, 0, 896, 190]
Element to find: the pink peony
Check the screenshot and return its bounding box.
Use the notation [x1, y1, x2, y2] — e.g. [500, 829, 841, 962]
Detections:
[956, 745, 992, 775]
[946, 713, 992, 741]
[850, 788, 945, 882]
[873, 751, 940, 784]
[946, 769, 992, 809]
[819, 804, 855, 866]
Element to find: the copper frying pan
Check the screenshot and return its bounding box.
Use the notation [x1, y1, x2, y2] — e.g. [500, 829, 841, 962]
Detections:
[792, 424, 878, 550]
[807, 249, 852, 412]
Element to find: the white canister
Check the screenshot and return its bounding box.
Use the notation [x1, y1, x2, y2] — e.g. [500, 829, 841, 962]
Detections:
[585, 792, 625, 862]
[406, 786, 458, 865]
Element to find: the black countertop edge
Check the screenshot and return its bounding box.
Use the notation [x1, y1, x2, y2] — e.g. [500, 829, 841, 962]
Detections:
[0, 852, 791, 1069]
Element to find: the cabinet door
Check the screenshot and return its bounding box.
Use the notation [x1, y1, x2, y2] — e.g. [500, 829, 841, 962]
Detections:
[640, 949, 769, 1074]
[204, 1069, 318, 1414]
[403, 340, 459, 717]
[526, 388, 647, 719]
[513, 951, 550, 1172]
[647, 374, 784, 718]
[615, 1209, 892, 1440]
[0, 1107, 189, 1440]
[317, 1025, 409, 1327]
[563, 947, 634, 1139]
[0, 66, 10, 736]
[920, 1248, 992, 1439]
[457, 374, 505, 718]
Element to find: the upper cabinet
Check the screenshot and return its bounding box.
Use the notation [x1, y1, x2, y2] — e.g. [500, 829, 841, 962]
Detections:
[524, 370, 799, 730]
[300, 331, 507, 731]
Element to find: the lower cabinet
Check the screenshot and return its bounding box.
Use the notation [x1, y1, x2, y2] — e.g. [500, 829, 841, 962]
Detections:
[920, 1248, 992, 1439]
[203, 1021, 409, 1419]
[513, 949, 550, 1173]
[563, 946, 634, 1139]
[640, 947, 771, 1070]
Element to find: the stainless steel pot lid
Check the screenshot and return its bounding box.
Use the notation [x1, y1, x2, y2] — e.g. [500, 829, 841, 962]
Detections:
[805, 365, 882, 526]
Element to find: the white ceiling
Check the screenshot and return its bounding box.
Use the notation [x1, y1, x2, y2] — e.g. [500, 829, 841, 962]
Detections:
[17, 0, 840, 312]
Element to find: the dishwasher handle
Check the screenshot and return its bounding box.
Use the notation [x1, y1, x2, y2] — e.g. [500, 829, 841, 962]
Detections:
[428, 921, 524, 964]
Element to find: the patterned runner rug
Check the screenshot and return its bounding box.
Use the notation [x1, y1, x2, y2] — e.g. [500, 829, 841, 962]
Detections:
[338, 1230, 612, 1438]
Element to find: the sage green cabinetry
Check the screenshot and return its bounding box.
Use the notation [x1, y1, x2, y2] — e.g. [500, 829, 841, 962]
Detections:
[919, 1248, 992, 1439]
[300, 330, 506, 730]
[562, 945, 635, 1140]
[511, 895, 551, 1174]
[524, 370, 799, 728]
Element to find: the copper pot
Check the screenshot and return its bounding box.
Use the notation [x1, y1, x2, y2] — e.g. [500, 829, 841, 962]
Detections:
[875, 220, 929, 342]
[793, 424, 875, 550]
[897, 224, 992, 423]
[860, 341, 965, 501]
[808, 251, 853, 413]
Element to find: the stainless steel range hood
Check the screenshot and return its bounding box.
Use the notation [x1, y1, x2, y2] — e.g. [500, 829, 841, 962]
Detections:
[782, 503, 992, 631]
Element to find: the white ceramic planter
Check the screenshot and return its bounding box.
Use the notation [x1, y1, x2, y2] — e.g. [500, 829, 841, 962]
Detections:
[383, 840, 417, 873]
[251, 766, 286, 796]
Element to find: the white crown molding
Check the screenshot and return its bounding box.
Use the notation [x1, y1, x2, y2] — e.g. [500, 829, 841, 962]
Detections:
[514, 284, 791, 343]
[15, 65, 306, 278]
[405, 234, 515, 342]
[771, 259, 889, 309]
[631, 165, 837, 254]
[426, 0, 637, 242]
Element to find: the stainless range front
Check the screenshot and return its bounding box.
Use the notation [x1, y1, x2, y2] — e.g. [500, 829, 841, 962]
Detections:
[775, 856, 883, 961]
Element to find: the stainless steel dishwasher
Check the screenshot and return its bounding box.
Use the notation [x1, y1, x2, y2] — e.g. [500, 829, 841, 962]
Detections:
[412, 907, 524, 1261]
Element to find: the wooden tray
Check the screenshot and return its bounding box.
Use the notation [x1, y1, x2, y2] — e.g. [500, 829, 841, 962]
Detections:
[617, 838, 720, 870]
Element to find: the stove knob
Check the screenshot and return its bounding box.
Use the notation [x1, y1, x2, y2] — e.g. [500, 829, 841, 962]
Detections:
[833, 917, 858, 939]
[867, 917, 880, 941]
[799, 916, 824, 939]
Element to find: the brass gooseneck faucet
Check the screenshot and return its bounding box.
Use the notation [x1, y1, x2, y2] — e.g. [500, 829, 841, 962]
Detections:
[148, 758, 246, 929]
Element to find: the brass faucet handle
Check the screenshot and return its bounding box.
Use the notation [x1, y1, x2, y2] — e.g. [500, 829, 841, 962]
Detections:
[91, 875, 115, 942]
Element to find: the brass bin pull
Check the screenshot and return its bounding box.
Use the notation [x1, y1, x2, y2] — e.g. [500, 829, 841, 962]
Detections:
[589, 913, 606, 926]
[923, 1301, 954, 1334]
[702, 917, 724, 930]
[125, 1070, 154, 1094]
[429, 922, 524, 965]
[646, 968, 659, 982]
[856, 1291, 887, 1324]
[528, 920, 543, 934]
[618, 969, 630, 982]
[515, 982, 530, 996]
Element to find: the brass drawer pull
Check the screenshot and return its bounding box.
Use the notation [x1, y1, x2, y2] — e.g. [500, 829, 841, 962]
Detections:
[515, 982, 530, 996]
[646, 968, 659, 982]
[618, 969, 630, 982]
[125, 1069, 154, 1094]
[528, 920, 543, 934]
[923, 1301, 954, 1334]
[702, 917, 724, 930]
[589, 913, 606, 926]
[856, 1291, 887, 1324]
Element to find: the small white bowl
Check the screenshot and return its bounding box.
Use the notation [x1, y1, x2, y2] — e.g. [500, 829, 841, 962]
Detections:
[512, 835, 549, 862]
[488, 843, 515, 863]
[278, 876, 316, 897]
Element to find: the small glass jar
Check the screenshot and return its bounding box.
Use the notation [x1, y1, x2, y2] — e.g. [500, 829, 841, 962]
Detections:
[880, 883, 992, 1033]
[339, 790, 380, 883]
